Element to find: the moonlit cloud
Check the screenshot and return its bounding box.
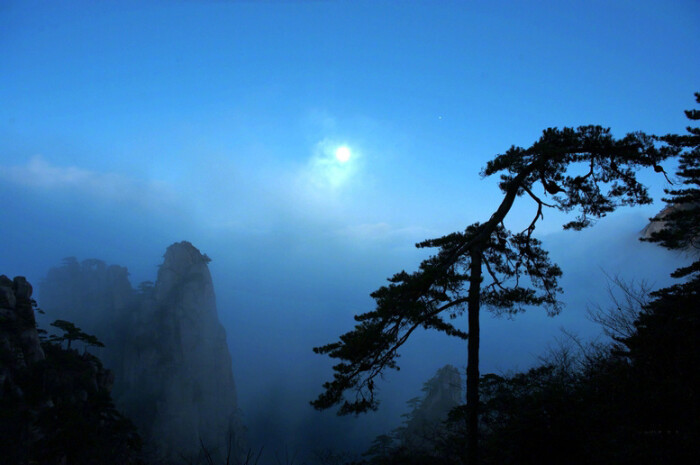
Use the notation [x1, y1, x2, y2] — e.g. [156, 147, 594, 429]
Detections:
[301, 138, 361, 191]
[0, 156, 179, 211]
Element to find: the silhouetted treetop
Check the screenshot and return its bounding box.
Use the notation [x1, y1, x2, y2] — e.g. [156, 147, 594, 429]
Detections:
[482, 125, 676, 230]
[49, 319, 105, 350]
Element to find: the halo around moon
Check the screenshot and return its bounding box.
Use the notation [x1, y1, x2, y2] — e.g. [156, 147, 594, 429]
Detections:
[335, 146, 351, 163]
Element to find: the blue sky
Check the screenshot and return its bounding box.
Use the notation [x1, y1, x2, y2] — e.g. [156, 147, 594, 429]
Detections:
[2, 1, 698, 237]
[1, 0, 698, 457]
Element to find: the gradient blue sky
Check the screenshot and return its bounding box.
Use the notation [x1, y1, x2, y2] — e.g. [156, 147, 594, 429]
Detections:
[2, 1, 698, 240]
[1, 0, 698, 457]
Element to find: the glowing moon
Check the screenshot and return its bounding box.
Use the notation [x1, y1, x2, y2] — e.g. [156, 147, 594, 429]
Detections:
[335, 146, 351, 163]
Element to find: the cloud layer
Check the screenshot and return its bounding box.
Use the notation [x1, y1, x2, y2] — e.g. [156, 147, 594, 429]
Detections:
[0, 156, 179, 212]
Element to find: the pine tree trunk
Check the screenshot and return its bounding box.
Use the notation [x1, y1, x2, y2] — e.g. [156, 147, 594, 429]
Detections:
[466, 249, 482, 465]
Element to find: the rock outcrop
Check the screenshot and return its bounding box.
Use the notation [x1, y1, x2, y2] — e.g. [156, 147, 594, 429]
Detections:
[1, 275, 141, 465]
[39, 242, 242, 463]
[640, 204, 678, 239]
[0, 275, 44, 391]
[400, 365, 462, 448]
[365, 365, 463, 461]
[40, 257, 136, 372]
[640, 202, 700, 252]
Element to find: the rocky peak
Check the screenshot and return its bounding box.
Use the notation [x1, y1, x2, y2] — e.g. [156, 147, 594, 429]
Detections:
[39, 242, 243, 463]
[161, 240, 210, 270]
[399, 365, 462, 449]
[128, 241, 241, 462]
[39, 258, 134, 340]
[155, 241, 213, 306]
[412, 364, 462, 425]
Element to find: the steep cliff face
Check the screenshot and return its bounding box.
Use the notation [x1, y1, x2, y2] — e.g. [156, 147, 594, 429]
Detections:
[39, 242, 242, 463]
[118, 241, 242, 462]
[0, 275, 44, 390]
